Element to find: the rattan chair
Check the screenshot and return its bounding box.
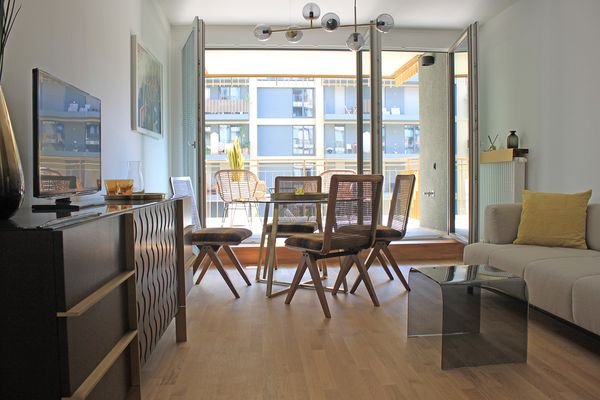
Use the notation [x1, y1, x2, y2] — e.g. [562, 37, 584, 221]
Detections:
[350, 174, 416, 293]
[284, 174, 383, 318]
[214, 169, 260, 226]
[256, 176, 323, 280]
[171, 176, 251, 298]
[319, 169, 356, 193]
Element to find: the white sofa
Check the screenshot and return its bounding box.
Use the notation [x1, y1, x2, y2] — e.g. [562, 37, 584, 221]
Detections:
[464, 203, 600, 336]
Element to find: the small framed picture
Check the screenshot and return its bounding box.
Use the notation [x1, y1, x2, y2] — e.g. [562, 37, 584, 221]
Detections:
[131, 34, 163, 138]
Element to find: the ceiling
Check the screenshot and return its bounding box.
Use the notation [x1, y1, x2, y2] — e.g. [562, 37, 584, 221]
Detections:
[157, 0, 517, 29]
[205, 50, 421, 77]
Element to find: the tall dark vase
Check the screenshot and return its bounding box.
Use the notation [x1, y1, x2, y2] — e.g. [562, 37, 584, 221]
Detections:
[507, 130, 519, 149]
[0, 85, 25, 219]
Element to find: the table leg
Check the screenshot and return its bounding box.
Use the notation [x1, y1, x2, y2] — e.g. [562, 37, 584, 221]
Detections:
[256, 202, 270, 282]
[266, 204, 279, 297]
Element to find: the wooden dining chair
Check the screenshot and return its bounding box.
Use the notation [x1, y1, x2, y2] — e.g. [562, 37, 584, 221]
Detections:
[317, 169, 356, 273]
[171, 176, 252, 298]
[257, 175, 323, 280]
[350, 174, 416, 293]
[284, 174, 383, 318]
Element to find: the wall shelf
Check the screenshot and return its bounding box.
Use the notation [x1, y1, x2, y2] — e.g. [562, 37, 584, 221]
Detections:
[480, 148, 529, 164]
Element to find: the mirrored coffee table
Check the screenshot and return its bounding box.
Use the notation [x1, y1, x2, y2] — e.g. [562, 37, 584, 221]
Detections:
[408, 264, 528, 369]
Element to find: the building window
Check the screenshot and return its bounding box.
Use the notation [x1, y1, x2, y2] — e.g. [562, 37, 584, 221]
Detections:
[404, 125, 420, 153]
[323, 83, 356, 116]
[205, 124, 249, 156]
[205, 80, 250, 115]
[292, 88, 314, 117]
[218, 86, 242, 100]
[382, 124, 420, 155]
[292, 126, 315, 155]
[324, 124, 357, 156]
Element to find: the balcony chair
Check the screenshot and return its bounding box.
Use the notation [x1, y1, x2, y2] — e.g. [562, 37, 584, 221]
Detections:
[284, 174, 383, 318]
[170, 176, 251, 299]
[319, 168, 356, 193]
[256, 176, 323, 281]
[214, 169, 260, 226]
[350, 174, 416, 293]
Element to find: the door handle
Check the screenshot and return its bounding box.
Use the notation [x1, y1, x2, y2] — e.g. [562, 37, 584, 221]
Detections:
[423, 190, 435, 197]
[189, 141, 197, 149]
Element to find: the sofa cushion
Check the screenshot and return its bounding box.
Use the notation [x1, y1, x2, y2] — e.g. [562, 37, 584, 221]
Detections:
[191, 227, 252, 244]
[484, 203, 522, 244]
[488, 245, 600, 277]
[514, 190, 592, 249]
[572, 275, 600, 335]
[524, 257, 600, 322]
[285, 232, 371, 253]
[463, 242, 503, 265]
[587, 204, 600, 251]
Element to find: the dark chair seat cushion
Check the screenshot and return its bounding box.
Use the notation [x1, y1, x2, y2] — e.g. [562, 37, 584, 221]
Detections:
[192, 227, 252, 245]
[285, 232, 371, 253]
[375, 225, 405, 241]
[266, 222, 317, 235]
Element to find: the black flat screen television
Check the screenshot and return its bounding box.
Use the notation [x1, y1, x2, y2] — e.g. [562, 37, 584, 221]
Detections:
[32, 68, 102, 210]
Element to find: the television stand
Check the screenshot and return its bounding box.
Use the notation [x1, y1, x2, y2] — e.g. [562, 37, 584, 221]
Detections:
[31, 197, 105, 212]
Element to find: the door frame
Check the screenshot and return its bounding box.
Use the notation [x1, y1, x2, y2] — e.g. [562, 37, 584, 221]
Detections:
[447, 23, 479, 243]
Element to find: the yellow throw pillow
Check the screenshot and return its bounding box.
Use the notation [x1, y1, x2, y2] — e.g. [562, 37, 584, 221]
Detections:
[514, 190, 592, 249]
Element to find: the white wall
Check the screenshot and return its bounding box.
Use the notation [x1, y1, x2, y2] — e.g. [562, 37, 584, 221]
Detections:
[479, 0, 600, 200]
[3, 0, 171, 205]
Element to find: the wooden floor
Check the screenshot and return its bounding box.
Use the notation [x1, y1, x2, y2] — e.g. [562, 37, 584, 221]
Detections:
[142, 262, 600, 400]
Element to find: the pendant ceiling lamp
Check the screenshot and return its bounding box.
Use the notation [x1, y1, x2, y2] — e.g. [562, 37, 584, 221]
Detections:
[253, 1, 394, 52]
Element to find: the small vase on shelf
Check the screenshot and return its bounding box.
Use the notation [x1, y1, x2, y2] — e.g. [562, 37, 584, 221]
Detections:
[507, 130, 519, 149]
[127, 160, 144, 193]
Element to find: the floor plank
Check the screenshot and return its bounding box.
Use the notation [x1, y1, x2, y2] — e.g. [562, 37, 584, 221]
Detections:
[141, 262, 600, 400]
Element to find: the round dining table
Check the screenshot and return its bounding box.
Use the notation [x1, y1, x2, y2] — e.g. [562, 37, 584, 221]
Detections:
[234, 192, 329, 297]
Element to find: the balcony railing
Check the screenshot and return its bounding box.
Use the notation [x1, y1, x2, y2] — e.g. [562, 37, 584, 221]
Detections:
[205, 99, 249, 114]
[204, 157, 422, 227]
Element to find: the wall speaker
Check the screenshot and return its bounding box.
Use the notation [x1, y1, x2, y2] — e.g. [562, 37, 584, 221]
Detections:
[420, 55, 435, 66]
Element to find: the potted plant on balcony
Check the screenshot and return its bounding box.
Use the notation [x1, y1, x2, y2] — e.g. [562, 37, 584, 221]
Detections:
[0, 0, 23, 219]
[226, 136, 244, 181]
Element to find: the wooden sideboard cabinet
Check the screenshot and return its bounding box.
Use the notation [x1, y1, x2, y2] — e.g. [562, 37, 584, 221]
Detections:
[0, 197, 195, 400]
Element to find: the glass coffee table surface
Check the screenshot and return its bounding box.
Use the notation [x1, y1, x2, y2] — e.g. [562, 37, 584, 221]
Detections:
[408, 264, 528, 370]
[416, 264, 521, 284]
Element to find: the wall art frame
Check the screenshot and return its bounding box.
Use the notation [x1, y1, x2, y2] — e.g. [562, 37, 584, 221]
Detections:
[131, 34, 163, 138]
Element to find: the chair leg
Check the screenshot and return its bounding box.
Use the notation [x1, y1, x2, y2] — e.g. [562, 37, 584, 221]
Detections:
[318, 259, 328, 277]
[332, 256, 353, 295]
[223, 245, 251, 286]
[350, 245, 380, 293]
[192, 246, 207, 271]
[245, 203, 252, 226]
[353, 254, 379, 307]
[307, 254, 331, 318]
[193, 247, 211, 285]
[229, 204, 237, 226]
[221, 204, 229, 227]
[285, 255, 309, 305]
[206, 246, 240, 298]
[381, 243, 411, 291]
[377, 251, 394, 280]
